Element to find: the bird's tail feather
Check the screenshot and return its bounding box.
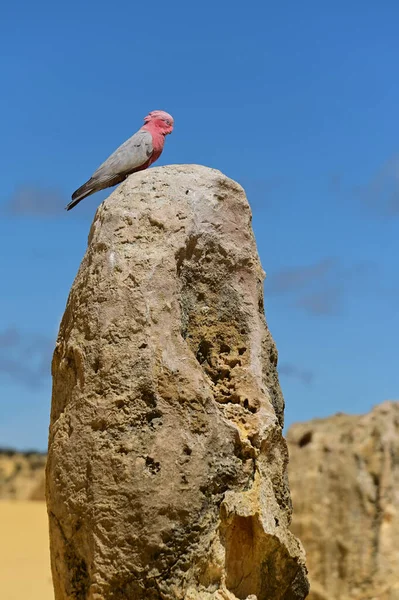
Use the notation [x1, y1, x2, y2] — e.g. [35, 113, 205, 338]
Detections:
[66, 179, 95, 211]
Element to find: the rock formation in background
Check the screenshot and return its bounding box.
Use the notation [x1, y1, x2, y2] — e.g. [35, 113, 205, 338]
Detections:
[288, 401, 399, 600]
[0, 449, 46, 500]
[46, 165, 308, 600]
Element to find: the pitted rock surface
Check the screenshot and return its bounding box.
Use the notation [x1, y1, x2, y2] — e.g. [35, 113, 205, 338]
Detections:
[288, 401, 399, 600]
[47, 165, 308, 600]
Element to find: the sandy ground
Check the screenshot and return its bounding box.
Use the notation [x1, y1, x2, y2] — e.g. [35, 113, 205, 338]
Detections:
[0, 501, 53, 600]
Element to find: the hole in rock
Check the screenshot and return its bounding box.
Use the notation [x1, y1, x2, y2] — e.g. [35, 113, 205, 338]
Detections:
[141, 390, 157, 408]
[220, 343, 231, 354]
[91, 420, 107, 432]
[371, 472, 380, 487]
[146, 409, 163, 427]
[196, 340, 212, 365]
[298, 431, 313, 448]
[145, 456, 161, 475]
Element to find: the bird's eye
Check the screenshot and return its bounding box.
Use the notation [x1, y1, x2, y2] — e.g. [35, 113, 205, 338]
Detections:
[165, 119, 171, 125]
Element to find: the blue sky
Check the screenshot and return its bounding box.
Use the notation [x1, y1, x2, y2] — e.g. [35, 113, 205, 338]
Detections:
[0, 2, 398, 450]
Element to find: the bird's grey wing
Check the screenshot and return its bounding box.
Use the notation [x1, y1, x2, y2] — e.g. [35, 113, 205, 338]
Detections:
[91, 129, 153, 185]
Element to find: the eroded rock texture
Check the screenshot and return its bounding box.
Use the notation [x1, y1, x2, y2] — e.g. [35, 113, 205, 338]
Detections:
[46, 165, 308, 600]
[288, 401, 399, 600]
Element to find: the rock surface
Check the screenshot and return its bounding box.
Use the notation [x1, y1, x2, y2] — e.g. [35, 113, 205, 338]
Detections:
[287, 401, 399, 600]
[0, 449, 46, 500]
[46, 164, 308, 600]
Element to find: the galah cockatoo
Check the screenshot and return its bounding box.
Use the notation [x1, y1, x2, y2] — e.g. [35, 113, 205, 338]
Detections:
[66, 110, 174, 210]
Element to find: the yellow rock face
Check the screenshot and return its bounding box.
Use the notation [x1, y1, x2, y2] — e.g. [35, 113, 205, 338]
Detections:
[0, 451, 46, 500]
[288, 401, 399, 600]
[47, 165, 308, 599]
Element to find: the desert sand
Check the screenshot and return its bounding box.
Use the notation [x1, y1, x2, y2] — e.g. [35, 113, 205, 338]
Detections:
[0, 501, 53, 600]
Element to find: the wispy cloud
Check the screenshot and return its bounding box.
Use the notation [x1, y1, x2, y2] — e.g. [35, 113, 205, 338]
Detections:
[278, 363, 313, 385]
[0, 327, 54, 388]
[237, 176, 287, 214]
[4, 185, 65, 216]
[266, 258, 335, 295]
[266, 258, 373, 316]
[241, 177, 284, 196]
[354, 156, 399, 216]
[295, 287, 342, 316]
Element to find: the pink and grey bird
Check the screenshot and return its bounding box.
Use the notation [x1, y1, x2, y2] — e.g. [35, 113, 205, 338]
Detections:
[66, 110, 174, 211]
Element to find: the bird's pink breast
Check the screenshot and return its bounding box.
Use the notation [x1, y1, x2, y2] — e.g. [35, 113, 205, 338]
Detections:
[142, 125, 166, 166]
